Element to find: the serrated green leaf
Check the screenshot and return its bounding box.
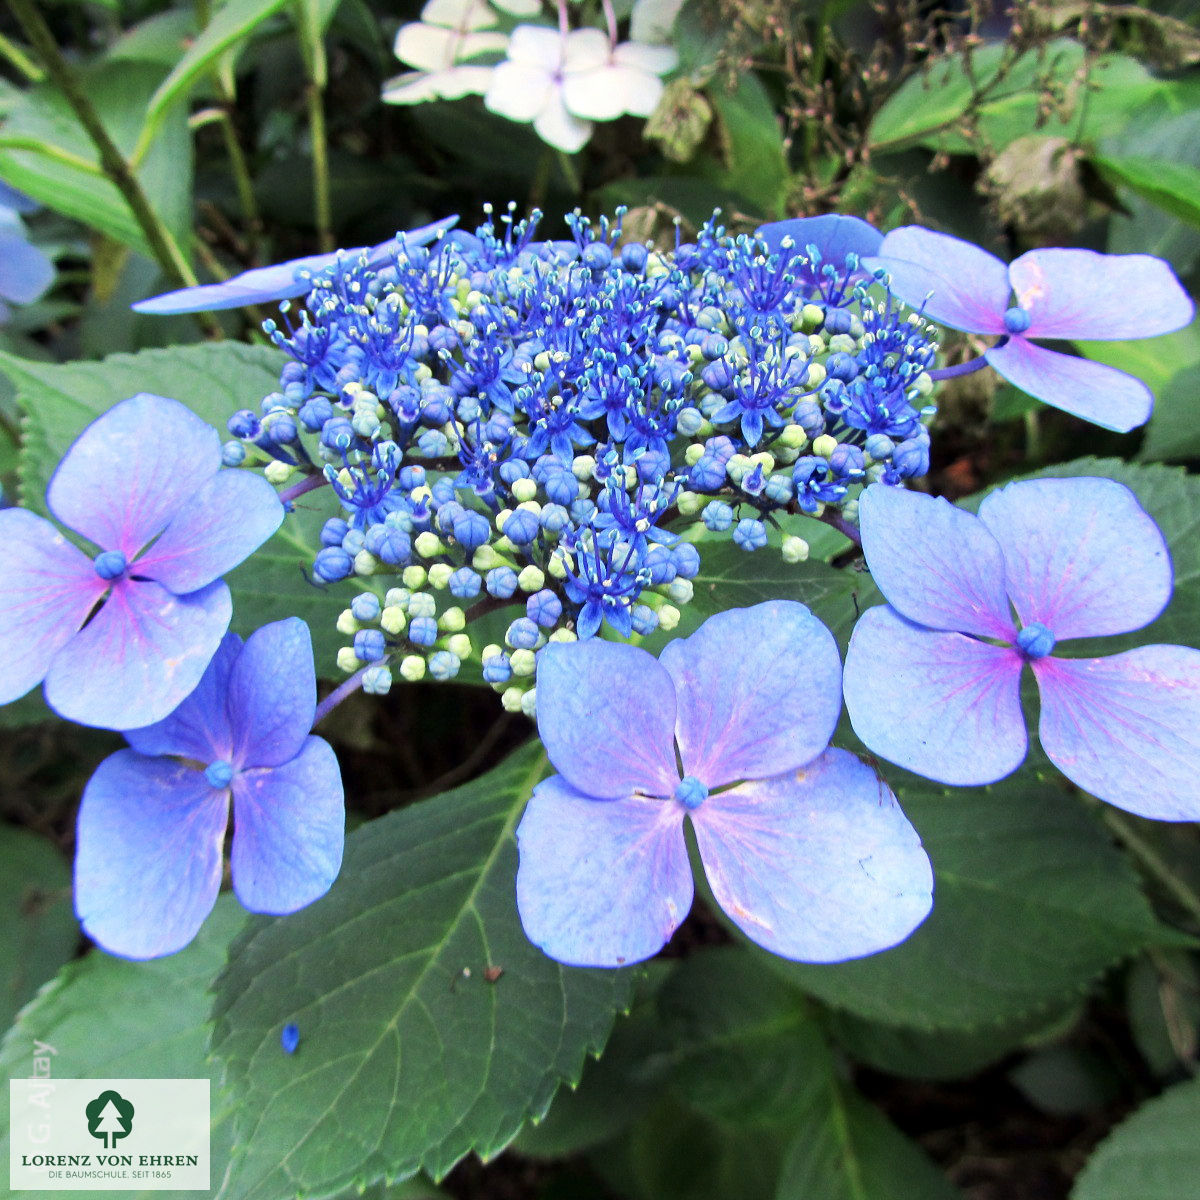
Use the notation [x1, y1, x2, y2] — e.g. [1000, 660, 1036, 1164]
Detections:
[1071, 1075, 1200, 1200]
[0, 826, 76, 1031]
[0, 343, 346, 676]
[210, 742, 635, 1199]
[769, 775, 1164, 1031]
[0, 897, 245, 1200]
[0, 61, 192, 258]
[142, 0, 291, 149]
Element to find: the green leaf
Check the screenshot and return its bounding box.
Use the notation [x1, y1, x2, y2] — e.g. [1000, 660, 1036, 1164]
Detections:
[0, 826, 76, 1031]
[0, 343, 346, 676]
[1071, 1075, 1200, 1200]
[142, 0, 291, 148]
[770, 775, 1164, 1031]
[210, 742, 635, 1198]
[1091, 154, 1200, 229]
[0, 898, 245, 1200]
[0, 61, 192, 258]
[706, 72, 789, 218]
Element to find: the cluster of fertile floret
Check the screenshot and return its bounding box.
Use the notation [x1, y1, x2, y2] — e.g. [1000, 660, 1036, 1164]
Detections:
[223, 207, 939, 713]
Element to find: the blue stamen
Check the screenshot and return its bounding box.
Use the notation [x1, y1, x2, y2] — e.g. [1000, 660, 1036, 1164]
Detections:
[93, 550, 127, 581]
[1016, 622, 1056, 660]
[204, 760, 235, 789]
[1004, 306, 1032, 334]
[674, 775, 709, 810]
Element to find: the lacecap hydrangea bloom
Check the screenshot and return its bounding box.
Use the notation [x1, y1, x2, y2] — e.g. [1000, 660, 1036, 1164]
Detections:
[842, 479, 1200, 820]
[870, 227, 1195, 432]
[516, 602, 934, 966]
[149, 208, 937, 717]
[0, 393, 282, 729]
[74, 618, 344, 958]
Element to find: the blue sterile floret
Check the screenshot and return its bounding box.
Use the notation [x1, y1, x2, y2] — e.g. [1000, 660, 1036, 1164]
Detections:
[220, 206, 940, 702]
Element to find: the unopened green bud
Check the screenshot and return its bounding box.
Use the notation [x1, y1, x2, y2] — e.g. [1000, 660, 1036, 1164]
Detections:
[501, 686, 526, 713]
[427, 563, 454, 590]
[804, 362, 826, 388]
[381, 605, 407, 635]
[548, 628, 577, 644]
[684, 443, 706, 466]
[439, 606, 466, 633]
[510, 477, 537, 503]
[414, 531, 442, 559]
[408, 591, 436, 619]
[264, 460, 294, 485]
[547, 553, 568, 579]
[812, 434, 838, 459]
[516, 499, 542, 517]
[725, 454, 751, 484]
[336, 610, 360, 636]
[781, 535, 810, 564]
[399, 654, 426, 682]
[384, 587, 410, 608]
[572, 455, 596, 481]
[658, 604, 680, 631]
[517, 565, 545, 593]
[472, 544, 502, 571]
[800, 303, 824, 332]
[827, 333, 857, 356]
[520, 689, 537, 720]
[510, 648, 536, 677]
[353, 550, 378, 576]
[676, 490, 702, 515]
[445, 633, 472, 659]
[668, 578, 693, 605]
[778, 424, 808, 449]
[402, 565, 427, 589]
[913, 371, 934, 397]
[337, 646, 360, 673]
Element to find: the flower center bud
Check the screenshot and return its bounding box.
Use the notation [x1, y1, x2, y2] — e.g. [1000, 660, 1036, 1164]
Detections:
[674, 775, 708, 810]
[204, 760, 235, 789]
[1016, 622, 1056, 660]
[1003, 306, 1032, 334]
[93, 550, 127, 581]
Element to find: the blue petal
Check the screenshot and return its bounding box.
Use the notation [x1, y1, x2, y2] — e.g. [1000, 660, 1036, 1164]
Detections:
[74, 750, 228, 959]
[131, 217, 459, 314]
[230, 737, 344, 912]
[515, 775, 692, 967]
[659, 601, 841, 787]
[226, 618, 317, 769]
[44, 579, 232, 730]
[1034, 647, 1200, 820]
[0, 234, 54, 305]
[691, 748, 933, 961]
[843, 605, 1027, 786]
[535, 640, 679, 799]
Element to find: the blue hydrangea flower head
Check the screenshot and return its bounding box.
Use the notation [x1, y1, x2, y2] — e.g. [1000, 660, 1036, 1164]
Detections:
[516, 601, 933, 966]
[869, 228, 1195, 432]
[755, 214, 882, 301]
[842, 479, 1200, 820]
[131, 216, 459, 313]
[0, 394, 283, 729]
[73, 618, 345, 959]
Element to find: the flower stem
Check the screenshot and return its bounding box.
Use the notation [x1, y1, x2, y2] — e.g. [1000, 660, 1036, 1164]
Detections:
[0, 30, 42, 81]
[293, 0, 333, 252]
[313, 666, 369, 727]
[818, 506, 861, 547]
[1103, 807, 1200, 927]
[278, 472, 330, 507]
[928, 355, 990, 381]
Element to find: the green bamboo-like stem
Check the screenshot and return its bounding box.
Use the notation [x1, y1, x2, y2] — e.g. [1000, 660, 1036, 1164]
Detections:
[1103, 807, 1200, 927]
[293, 0, 333, 252]
[0, 136, 105, 175]
[0, 30, 42, 81]
[6, 0, 201, 296]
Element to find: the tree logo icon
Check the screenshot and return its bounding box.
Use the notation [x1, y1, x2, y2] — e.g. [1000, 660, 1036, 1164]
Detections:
[85, 1090, 135, 1149]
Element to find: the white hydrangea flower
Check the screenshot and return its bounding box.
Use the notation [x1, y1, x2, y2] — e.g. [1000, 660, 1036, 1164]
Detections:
[383, 0, 509, 105]
[484, 25, 677, 153]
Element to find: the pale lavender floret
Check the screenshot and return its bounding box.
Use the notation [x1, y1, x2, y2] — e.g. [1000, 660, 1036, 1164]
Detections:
[868, 227, 1195, 432]
[843, 479, 1200, 820]
[74, 618, 345, 959]
[517, 601, 934, 967]
[130, 216, 459, 314]
[755, 214, 883, 296]
[0, 393, 283, 729]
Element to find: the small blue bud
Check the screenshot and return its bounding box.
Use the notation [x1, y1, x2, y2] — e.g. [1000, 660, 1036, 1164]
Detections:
[313, 546, 354, 583]
[320, 518, 350, 547]
[864, 433, 895, 461]
[299, 397, 334, 432]
[540, 503, 570, 533]
[676, 407, 705, 437]
[482, 652, 512, 684]
[631, 604, 660, 636]
[354, 629, 387, 662]
[644, 545, 676, 586]
[205, 760, 235, 789]
[582, 242, 612, 270]
[526, 589, 563, 629]
[365, 525, 411, 566]
[1016, 622, 1056, 660]
[267, 413, 298, 444]
[703, 500, 734, 532]
[670, 543, 701, 580]
[453, 510, 491, 551]
[342, 529, 366, 555]
[674, 775, 708, 810]
[506, 617, 541, 650]
[486, 567, 520, 599]
[826, 351, 859, 382]
[503, 508, 540, 546]
[701, 334, 729, 361]
[408, 615, 438, 646]
[228, 410, 260, 439]
[733, 518, 768, 552]
[499, 459, 530, 485]
[449, 567, 482, 599]
[621, 242, 648, 273]
[1004, 306, 1032, 334]
[93, 550, 127, 581]
[823, 307, 853, 334]
[544, 470, 579, 506]
[398, 465, 426, 489]
[428, 650, 461, 681]
[221, 441, 246, 467]
[351, 592, 381, 622]
[320, 417, 356, 451]
[281, 1023, 300, 1055]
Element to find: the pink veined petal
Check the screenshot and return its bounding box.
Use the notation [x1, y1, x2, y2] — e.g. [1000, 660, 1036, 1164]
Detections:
[869, 227, 1010, 334]
[0, 508, 106, 705]
[985, 338, 1153, 433]
[535, 639, 679, 799]
[978, 477, 1172, 640]
[843, 606, 1028, 786]
[134, 468, 283, 594]
[858, 483, 1016, 639]
[226, 618, 317, 769]
[691, 748, 933, 962]
[231, 737, 344, 913]
[46, 394, 222, 558]
[124, 631, 241, 762]
[659, 601, 842, 787]
[74, 750, 228, 960]
[484, 60, 552, 122]
[515, 775, 692, 967]
[533, 93, 593, 153]
[1034, 648, 1200, 821]
[44, 578, 232, 731]
[1010, 249, 1196, 341]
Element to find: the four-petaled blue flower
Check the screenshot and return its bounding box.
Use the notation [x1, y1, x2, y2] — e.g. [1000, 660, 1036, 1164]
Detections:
[842, 479, 1200, 820]
[869, 227, 1195, 432]
[74, 618, 345, 959]
[516, 601, 934, 967]
[0, 393, 283, 729]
